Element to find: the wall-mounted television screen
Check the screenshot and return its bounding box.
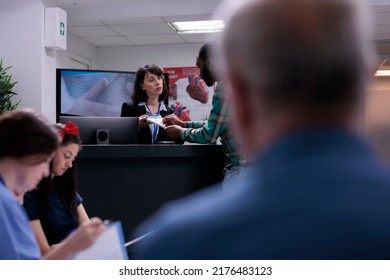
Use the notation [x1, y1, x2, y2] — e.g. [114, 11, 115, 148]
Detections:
[56, 68, 169, 120]
[57, 68, 136, 119]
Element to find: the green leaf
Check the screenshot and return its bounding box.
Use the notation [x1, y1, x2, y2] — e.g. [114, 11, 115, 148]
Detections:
[0, 59, 20, 115]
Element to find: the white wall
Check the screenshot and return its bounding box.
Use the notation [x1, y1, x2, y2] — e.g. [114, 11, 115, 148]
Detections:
[0, 0, 45, 113]
[58, 38, 199, 75]
[41, 46, 57, 120]
[95, 44, 202, 71]
[0, 0, 98, 122]
[0, 0, 62, 121]
[56, 32, 97, 69]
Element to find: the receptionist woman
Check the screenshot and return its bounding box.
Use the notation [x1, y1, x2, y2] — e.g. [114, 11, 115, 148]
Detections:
[120, 64, 178, 144]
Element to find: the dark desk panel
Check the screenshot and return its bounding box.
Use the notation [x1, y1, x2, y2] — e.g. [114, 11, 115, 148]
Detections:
[77, 144, 224, 239]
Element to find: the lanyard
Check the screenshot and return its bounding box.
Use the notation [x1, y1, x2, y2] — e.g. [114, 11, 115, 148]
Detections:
[145, 104, 161, 144]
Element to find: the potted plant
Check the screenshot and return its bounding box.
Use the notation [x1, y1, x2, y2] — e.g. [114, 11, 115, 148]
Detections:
[0, 59, 20, 115]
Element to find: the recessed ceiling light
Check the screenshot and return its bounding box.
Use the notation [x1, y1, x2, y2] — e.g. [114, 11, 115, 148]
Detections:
[169, 20, 225, 34]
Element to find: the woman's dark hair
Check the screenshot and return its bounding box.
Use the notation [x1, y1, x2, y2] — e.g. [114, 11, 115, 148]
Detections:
[0, 109, 59, 159]
[33, 124, 81, 220]
[131, 64, 168, 104]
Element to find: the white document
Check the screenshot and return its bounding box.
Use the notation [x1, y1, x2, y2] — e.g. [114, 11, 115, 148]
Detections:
[146, 117, 165, 128]
[73, 221, 128, 260]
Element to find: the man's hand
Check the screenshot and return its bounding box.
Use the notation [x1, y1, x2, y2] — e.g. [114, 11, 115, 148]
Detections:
[164, 125, 184, 140]
[163, 114, 185, 127]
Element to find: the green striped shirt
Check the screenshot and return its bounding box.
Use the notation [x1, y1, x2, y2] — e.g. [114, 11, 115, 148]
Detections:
[181, 82, 239, 170]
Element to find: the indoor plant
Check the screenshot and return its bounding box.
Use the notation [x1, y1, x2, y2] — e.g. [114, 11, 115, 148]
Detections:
[0, 59, 20, 115]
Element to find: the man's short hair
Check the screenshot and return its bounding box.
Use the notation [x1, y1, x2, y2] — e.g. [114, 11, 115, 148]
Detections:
[223, 0, 373, 109]
[198, 42, 213, 61]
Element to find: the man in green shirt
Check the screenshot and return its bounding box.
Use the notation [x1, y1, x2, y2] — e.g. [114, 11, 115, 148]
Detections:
[164, 43, 243, 192]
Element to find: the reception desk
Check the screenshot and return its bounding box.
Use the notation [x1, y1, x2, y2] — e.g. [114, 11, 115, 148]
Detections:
[76, 144, 225, 239]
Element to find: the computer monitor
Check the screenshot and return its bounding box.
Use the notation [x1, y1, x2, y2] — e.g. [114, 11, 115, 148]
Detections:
[59, 116, 139, 145]
[57, 69, 136, 119]
[56, 68, 169, 120]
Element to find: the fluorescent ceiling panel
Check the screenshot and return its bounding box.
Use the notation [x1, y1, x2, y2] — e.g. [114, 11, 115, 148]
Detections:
[169, 20, 224, 34]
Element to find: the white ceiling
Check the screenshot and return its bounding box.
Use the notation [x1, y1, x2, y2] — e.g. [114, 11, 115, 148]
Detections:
[54, 0, 390, 48]
[54, 0, 222, 47]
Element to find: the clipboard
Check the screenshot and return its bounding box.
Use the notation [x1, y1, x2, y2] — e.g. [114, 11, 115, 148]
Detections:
[73, 221, 128, 260]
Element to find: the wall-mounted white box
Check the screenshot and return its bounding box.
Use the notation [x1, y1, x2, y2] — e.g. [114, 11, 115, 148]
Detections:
[44, 7, 67, 50]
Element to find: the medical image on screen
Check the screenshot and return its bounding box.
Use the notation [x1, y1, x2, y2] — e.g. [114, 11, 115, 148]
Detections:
[60, 70, 135, 117]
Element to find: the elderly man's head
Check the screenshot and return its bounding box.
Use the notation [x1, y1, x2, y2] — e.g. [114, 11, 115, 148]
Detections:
[221, 0, 373, 158]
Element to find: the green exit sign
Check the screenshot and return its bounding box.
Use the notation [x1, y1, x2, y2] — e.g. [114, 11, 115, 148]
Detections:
[60, 22, 65, 36]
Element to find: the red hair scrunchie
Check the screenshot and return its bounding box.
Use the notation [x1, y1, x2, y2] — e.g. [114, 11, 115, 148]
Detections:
[58, 121, 79, 139]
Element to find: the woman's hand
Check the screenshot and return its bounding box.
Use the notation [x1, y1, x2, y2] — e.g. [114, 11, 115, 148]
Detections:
[138, 115, 148, 127]
[69, 218, 106, 252]
[43, 217, 106, 259]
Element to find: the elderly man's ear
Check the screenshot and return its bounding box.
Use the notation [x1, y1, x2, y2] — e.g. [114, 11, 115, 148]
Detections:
[228, 74, 254, 131]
